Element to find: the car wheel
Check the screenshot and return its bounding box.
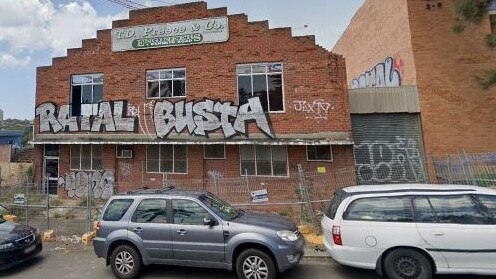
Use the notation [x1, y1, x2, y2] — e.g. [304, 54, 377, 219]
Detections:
[384, 248, 432, 279]
[110, 245, 142, 279]
[236, 249, 276, 279]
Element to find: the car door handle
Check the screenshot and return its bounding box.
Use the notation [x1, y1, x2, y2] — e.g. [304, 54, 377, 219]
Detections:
[177, 229, 188, 236]
[431, 232, 445, 237]
[133, 227, 143, 234]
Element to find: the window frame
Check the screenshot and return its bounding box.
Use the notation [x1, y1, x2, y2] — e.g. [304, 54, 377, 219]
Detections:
[239, 145, 289, 177]
[203, 144, 226, 160]
[342, 196, 415, 223]
[69, 144, 103, 171]
[145, 144, 188, 174]
[236, 62, 286, 113]
[131, 198, 169, 224]
[145, 68, 187, 99]
[306, 145, 333, 162]
[70, 73, 104, 117]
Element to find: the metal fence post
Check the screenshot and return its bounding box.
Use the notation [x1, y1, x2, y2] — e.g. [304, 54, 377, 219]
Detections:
[25, 177, 28, 226]
[297, 164, 318, 234]
[46, 176, 50, 231]
[244, 169, 251, 204]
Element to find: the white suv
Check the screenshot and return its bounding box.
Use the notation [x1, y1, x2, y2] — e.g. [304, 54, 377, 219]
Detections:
[321, 184, 496, 279]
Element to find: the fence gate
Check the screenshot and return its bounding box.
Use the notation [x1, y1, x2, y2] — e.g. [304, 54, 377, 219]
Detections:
[351, 113, 427, 185]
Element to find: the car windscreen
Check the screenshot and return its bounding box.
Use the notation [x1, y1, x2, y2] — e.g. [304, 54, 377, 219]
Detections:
[199, 193, 241, 221]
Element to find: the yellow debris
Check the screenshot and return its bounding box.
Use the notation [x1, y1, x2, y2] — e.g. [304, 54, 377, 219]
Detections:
[82, 231, 96, 245]
[298, 225, 312, 235]
[43, 230, 56, 242]
[3, 215, 17, 222]
[304, 234, 323, 246]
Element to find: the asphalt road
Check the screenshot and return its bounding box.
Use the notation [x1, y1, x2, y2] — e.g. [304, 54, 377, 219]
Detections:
[0, 244, 493, 279]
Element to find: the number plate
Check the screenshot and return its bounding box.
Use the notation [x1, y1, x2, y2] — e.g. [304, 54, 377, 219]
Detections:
[24, 245, 36, 255]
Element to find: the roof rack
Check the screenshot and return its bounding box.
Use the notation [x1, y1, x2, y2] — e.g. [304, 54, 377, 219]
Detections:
[125, 186, 176, 195]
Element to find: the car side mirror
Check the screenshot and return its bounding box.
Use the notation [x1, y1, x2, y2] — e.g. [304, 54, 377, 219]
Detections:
[203, 217, 216, 226]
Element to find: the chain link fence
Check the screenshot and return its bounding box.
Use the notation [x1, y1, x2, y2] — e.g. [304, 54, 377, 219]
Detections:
[1, 153, 496, 237]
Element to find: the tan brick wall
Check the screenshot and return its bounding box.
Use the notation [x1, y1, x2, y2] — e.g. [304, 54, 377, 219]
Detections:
[407, 0, 496, 155]
[0, 145, 11, 163]
[0, 162, 32, 186]
[333, 0, 496, 157]
[332, 0, 417, 87]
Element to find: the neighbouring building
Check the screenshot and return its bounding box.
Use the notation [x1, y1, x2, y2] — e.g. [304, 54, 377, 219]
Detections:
[333, 0, 496, 184]
[0, 109, 3, 128]
[33, 2, 354, 197]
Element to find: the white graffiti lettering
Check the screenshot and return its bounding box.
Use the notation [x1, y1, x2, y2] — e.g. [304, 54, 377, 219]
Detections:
[58, 170, 115, 199]
[351, 57, 402, 89]
[36, 101, 137, 133]
[293, 99, 333, 120]
[354, 137, 425, 184]
[154, 97, 273, 138]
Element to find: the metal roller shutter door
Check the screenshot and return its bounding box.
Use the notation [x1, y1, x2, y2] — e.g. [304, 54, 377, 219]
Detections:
[351, 113, 427, 185]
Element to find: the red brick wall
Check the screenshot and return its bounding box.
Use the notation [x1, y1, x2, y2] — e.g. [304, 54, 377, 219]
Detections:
[51, 144, 353, 194]
[35, 2, 351, 137]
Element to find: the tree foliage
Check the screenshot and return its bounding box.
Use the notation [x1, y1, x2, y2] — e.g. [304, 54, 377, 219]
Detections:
[453, 0, 496, 90]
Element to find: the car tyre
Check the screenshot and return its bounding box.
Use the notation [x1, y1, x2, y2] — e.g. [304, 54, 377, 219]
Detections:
[110, 245, 142, 279]
[236, 248, 276, 279]
[384, 248, 432, 279]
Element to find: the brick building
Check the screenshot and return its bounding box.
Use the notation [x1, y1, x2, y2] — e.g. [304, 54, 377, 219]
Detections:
[33, 2, 354, 197]
[333, 0, 496, 184]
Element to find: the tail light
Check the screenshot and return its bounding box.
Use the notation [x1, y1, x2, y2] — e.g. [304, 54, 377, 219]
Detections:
[332, 226, 342, 246]
[96, 221, 102, 232]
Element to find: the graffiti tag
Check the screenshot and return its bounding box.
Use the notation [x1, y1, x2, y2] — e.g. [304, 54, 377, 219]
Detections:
[354, 137, 425, 184]
[293, 99, 333, 120]
[58, 170, 115, 199]
[351, 57, 402, 89]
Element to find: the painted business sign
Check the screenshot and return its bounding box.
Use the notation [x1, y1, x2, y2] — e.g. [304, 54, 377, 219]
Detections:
[35, 97, 274, 139]
[111, 17, 229, 52]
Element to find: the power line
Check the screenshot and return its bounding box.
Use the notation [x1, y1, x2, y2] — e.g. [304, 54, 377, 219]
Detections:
[102, 0, 136, 9]
[122, 0, 147, 8]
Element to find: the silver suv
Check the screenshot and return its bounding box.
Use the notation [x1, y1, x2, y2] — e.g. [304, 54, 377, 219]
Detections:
[93, 189, 304, 279]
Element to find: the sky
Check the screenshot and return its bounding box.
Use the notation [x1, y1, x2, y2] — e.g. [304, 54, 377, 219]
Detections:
[0, 0, 365, 120]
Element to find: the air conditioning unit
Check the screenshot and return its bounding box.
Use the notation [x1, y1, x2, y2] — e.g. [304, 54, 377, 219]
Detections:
[117, 145, 134, 159]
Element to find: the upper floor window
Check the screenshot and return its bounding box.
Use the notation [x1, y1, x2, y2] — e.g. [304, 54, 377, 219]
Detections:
[237, 63, 284, 113]
[204, 144, 226, 160]
[490, 13, 496, 33]
[71, 74, 103, 117]
[147, 69, 186, 99]
[70, 144, 102, 171]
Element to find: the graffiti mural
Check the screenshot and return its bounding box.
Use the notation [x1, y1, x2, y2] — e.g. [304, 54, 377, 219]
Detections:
[58, 170, 115, 199]
[354, 137, 425, 184]
[351, 57, 402, 89]
[154, 97, 273, 138]
[36, 101, 137, 133]
[36, 97, 274, 139]
[293, 99, 333, 120]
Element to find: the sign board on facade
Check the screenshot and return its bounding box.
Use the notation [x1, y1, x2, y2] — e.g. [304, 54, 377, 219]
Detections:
[14, 194, 25, 204]
[111, 17, 229, 52]
[250, 189, 269, 203]
[317, 167, 327, 174]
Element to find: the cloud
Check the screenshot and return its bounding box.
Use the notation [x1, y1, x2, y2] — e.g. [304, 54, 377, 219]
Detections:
[0, 0, 128, 63]
[0, 53, 31, 68]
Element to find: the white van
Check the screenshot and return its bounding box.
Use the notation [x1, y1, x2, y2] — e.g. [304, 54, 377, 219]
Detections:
[321, 184, 496, 279]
